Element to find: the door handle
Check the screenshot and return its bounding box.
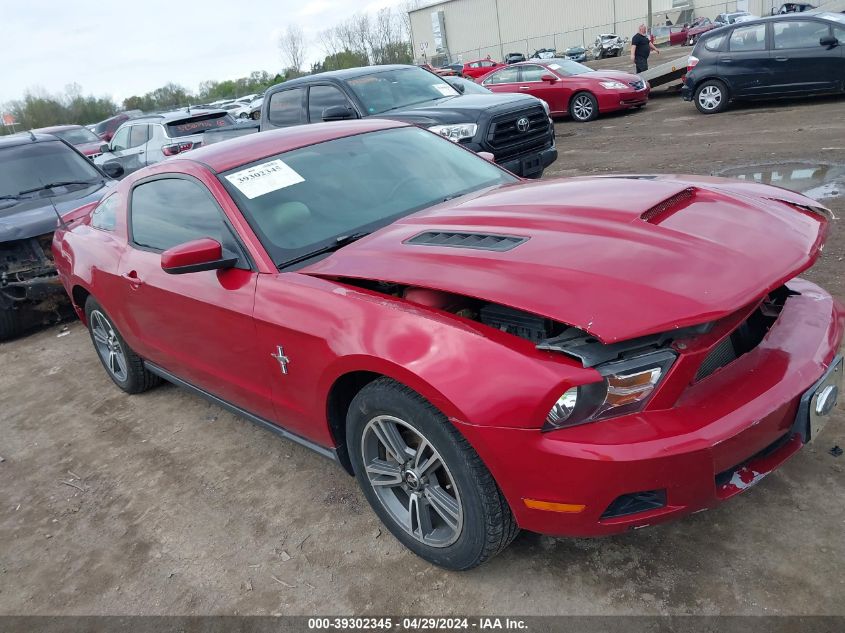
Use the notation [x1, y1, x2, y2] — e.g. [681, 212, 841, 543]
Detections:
[121, 271, 143, 288]
[518, 86, 531, 90]
[721, 58, 733, 63]
[775, 57, 789, 62]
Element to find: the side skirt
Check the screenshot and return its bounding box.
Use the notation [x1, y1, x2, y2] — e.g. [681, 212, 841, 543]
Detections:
[144, 361, 340, 464]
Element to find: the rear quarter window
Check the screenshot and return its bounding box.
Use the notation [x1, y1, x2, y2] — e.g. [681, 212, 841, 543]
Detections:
[91, 194, 118, 232]
[703, 33, 728, 51]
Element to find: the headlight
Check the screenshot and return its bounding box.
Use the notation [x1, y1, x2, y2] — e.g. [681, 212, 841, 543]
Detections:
[539, 99, 550, 116]
[544, 350, 676, 430]
[429, 123, 478, 142]
[546, 387, 579, 426]
[599, 81, 629, 90]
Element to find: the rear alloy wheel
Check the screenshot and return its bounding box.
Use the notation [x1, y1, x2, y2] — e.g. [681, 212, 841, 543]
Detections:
[694, 80, 729, 114]
[348, 378, 518, 570]
[570, 92, 599, 122]
[85, 297, 160, 394]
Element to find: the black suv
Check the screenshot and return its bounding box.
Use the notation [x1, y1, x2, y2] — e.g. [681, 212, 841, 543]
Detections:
[682, 12, 845, 114]
[260, 65, 557, 178]
[0, 133, 116, 339]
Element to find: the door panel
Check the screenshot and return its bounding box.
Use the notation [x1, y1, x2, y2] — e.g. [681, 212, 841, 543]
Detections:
[115, 176, 275, 420]
[770, 20, 839, 93]
[720, 23, 773, 96]
[517, 65, 567, 114]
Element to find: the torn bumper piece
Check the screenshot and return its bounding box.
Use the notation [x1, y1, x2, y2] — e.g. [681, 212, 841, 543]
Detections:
[454, 278, 845, 537]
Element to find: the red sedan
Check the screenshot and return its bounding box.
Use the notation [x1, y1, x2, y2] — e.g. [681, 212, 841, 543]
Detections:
[32, 124, 106, 158]
[53, 120, 844, 570]
[479, 58, 649, 122]
[460, 57, 504, 79]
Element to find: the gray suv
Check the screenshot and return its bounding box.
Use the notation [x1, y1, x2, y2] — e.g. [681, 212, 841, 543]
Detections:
[95, 109, 235, 177]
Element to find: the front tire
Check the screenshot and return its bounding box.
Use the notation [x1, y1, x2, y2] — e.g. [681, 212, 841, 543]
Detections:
[347, 378, 518, 570]
[570, 91, 599, 122]
[85, 297, 160, 394]
[694, 79, 729, 114]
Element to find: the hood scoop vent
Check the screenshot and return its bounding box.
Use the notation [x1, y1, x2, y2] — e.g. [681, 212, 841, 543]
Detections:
[640, 187, 697, 224]
[404, 231, 528, 252]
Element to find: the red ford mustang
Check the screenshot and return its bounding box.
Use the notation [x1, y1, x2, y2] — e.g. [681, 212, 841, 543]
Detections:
[478, 58, 649, 122]
[53, 119, 843, 570]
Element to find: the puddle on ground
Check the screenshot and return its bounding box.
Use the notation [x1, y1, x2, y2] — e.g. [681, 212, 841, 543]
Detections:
[716, 162, 844, 201]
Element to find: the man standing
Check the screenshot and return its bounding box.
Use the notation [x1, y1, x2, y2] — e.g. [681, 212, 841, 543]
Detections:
[631, 24, 659, 74]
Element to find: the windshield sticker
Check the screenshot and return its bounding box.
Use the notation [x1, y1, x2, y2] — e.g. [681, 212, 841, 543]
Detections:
[433, 83, 457, 96]
[225, 159, 304, 199]
[548, 63, 561, 70]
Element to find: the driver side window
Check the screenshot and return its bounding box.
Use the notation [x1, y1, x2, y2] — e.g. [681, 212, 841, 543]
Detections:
[130, 178, 235, 254]
[111, 127, 130, 152]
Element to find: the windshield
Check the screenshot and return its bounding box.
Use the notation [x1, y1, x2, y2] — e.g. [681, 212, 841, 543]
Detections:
[53, 127, 101, 145]
[0, 140, 102, 198]
[346, 67, 459, 115]
[544, 59, 593, 77]
[219, 127, 517, 268]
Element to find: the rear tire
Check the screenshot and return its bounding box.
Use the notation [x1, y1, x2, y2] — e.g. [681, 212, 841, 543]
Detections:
[347, 378, 518, 570]
[84, 297, 160, 394]
[0, 307, 25, 341]
[570, 91, 599, 122]
[694, 79, 729, 114]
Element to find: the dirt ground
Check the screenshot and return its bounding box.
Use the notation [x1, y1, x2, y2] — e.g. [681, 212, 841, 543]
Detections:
[1, 71, 845, 616]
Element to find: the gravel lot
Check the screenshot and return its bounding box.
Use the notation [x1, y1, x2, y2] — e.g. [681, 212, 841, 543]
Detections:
[1, 75, 844, 616]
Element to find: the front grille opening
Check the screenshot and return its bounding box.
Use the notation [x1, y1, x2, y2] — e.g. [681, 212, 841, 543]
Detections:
[600, 490, 667, 520]
[404, 231, 528, 252]
[695, 285, 797, 382]
[715, 432, 791, 489]
[486, 105, 551, 161]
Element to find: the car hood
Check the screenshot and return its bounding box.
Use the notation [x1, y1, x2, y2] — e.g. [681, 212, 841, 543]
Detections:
[381, 93, 544, 126]
[303, 175, 828, 343]
[582, 70, 643, 83]
[0, 183, 110, 242]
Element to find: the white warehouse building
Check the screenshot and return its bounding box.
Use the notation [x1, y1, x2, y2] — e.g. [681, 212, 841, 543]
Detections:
[409, 0, 843, 64]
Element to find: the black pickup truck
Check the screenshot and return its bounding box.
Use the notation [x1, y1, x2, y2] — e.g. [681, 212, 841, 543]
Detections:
[256, 64, 558, 178]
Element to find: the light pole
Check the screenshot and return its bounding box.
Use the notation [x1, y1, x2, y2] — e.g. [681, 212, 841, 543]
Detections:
[647, 0, 653, 31]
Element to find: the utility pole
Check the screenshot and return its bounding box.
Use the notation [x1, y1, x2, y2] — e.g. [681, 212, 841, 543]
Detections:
[647, 0, 653, 31]
[494, 0, 504, 60]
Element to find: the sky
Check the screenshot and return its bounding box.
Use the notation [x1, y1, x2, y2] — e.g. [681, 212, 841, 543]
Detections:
[0, 0, 406, 106]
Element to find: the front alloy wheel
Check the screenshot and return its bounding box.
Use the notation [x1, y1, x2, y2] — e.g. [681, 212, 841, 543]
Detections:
[361, 415, 463, 547]
[348, 378, 518, 570]
[570, 92, 598, 122]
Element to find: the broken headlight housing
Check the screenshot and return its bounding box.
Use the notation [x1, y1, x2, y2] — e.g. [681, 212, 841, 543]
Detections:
[544, 350, 677, 430]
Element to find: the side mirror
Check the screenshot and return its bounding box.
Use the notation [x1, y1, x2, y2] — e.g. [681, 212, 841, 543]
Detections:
[541, 73, 559, 83]
[452, 82, 466, 93]
[101, 161, 124, 180]
[99, 143, 110, 154]
[161, 238, 238, 275]
[820, 35, 839, 48]
[322, 105, 358, 121]
[478, 151, 495, 161]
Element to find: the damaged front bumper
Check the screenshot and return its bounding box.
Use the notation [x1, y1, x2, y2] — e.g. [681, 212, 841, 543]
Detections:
[455, 278, 845, 537]
[0, 234, 65, 311]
